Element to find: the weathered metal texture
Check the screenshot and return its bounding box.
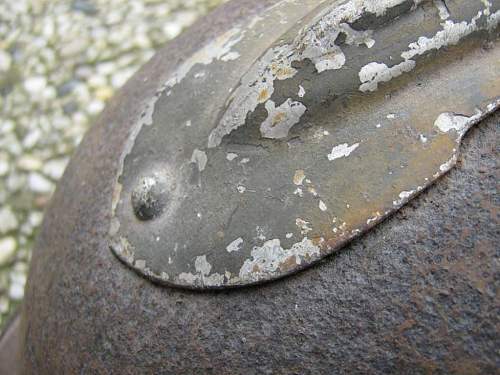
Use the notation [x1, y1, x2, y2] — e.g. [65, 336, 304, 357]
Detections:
[108, 0, 500, 288]
[19, 0, 499, 373]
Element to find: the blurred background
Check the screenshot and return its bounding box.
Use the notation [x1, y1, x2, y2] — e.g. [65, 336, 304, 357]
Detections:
[0, 0, 226, 332]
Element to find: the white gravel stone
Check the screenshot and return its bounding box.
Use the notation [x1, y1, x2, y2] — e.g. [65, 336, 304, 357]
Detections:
[87, 99, 105, 115]
[22, 129, 42, 149]
[0, 207, 18, 234]
[28, 172, 55, 193]
[24, 76, 48, 94]
[8, 281, 24, 301]
[0, 298, 8, 314]
[42, 158, 68, 180]
[17, 155, 43, 171]
[0, 237, 16, 265]
[0, 50, 12, 72]
[0, 159, 9, 177]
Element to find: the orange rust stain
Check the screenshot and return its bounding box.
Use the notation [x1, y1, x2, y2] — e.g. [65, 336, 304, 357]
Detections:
[258, 88, 270, 103]
[272, 112, 286, 126]
[279, 256, 297, 272]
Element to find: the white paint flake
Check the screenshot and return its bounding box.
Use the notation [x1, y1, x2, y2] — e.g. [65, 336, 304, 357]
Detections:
[226, 153, 238, 161]
[434, 112, 477, 137]
[294, 188, 304, 197]
[359, 60, 416, 92]
[327, 143, 359, 161]
[393, 190, 415, 206]
[207, 0, 407, 148]
[296, 218, 312, 235]
[358, 6, 499, 92]
[227, 237, 244, 253]
[319, 200, 328, 211]
[298, 85, 306, 98]
[433, 0, 450, 20]
[238, 237, 321, 282]
[178, 255, 225, 287]
[256, 226, 266, 241]
[220, 51, 241, 62]
[293, 169, 306, 185]
[191, 149, 208, 171]
[260, 99, 307, 139]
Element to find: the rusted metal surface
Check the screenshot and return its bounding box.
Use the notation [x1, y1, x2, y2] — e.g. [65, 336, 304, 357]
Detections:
[108, 0, 500, 288]
[18, 0, 499, 373]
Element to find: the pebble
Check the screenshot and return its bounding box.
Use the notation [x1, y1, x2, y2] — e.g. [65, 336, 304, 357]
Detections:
[0, 50, 12, 72]
[17, 155, 43, 171]
[8, 281, 25, 301]
[28, 172, 55, 193]
[42, 158, 68, 180]
[0, 237, 17, 265]
[0, 159, 9, 177]
[24, 76, 48, 95]
[0, 207, 18, 234]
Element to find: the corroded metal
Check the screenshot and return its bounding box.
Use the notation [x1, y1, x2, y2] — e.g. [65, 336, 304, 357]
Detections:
[18, 0, 500, 373]
[109, 0, 500, 289]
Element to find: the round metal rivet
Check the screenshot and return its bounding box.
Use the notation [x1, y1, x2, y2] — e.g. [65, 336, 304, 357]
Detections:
[131, 175, 168, 221]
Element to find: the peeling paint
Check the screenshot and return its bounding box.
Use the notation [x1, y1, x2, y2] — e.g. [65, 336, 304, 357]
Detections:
[339, 23, 375, 48]
[393, 190, 415, 206]
[238, 237, 321, 282]
[227, 237, 244, 253]
[260, 99, 307, 139]
[226, 153, 238, 161]
[298, 85, 306, 98]
[327, 143, 359, 161]
[296, 218, 312, 234]
[207, 0, 415, 148]
[401, 14, 488, 61]
[319, 200, 328, 211]
[256, 226, 266, 241]
[359, 60, 416, 92]
[294, 188, 304, 197]
[109, 0, 500, 290]
[191, 149, 208, 172]
[178, 255, 225, 287]
[433, 0, 450, 20]
[293, 169, 306, 185]
[434, 112, 480, 138]
[359, 5, 498, 92]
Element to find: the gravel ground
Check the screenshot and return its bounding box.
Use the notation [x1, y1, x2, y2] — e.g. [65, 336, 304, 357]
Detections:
[0, 0, 226, 332]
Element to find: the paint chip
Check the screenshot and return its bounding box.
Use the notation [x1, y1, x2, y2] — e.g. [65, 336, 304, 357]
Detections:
[191, 149, 208, 171]
[260, 99, 307, 139]
[293, 170, 306, 185]
[327, 143, 359, 161]
[298, 85, 306, 98]
[227, 237, 244, 253]
[319, 200, 327, 211]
